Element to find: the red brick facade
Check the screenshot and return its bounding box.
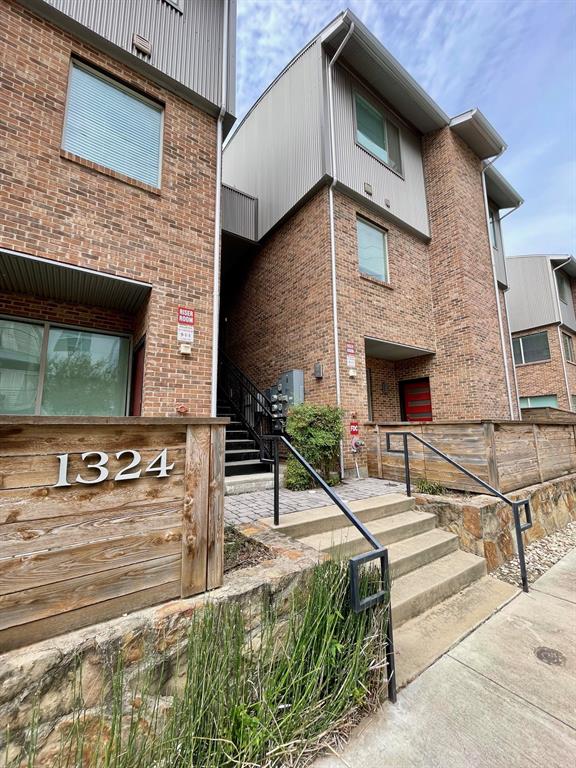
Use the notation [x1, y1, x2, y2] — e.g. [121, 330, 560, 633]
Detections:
[0, 0, 218, 416]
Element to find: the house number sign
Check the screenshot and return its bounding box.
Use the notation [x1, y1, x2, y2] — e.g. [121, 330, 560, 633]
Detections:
[54, 449, 174, 487]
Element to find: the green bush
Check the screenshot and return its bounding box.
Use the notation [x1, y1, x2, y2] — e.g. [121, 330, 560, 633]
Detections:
[415, 478, 446, 495]
[15, 560, 389, 768]
[285, 404, 344, 490]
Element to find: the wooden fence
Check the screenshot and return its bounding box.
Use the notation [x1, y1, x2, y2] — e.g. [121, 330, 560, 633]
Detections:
[0, 417, 227, 652]
[366, 420, 576, 494]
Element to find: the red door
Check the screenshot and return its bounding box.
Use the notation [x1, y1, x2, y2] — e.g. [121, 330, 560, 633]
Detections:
[400, 378, 433, 422]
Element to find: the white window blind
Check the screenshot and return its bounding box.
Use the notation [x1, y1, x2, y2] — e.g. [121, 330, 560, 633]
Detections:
[63, 61, 163, 187]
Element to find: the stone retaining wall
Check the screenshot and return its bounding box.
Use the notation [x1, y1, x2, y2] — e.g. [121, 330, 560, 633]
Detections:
[415, 473, 576, 571]
[1, 525, 319, 767]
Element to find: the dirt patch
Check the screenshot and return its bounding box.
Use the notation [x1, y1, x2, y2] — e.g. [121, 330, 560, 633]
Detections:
[224, 525, 274, 573]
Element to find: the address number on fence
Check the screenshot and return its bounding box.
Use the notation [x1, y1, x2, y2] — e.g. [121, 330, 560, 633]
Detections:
[54, 449, 174, 487]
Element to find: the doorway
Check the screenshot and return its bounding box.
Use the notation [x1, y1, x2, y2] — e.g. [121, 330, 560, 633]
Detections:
[400, 377, 433, 422]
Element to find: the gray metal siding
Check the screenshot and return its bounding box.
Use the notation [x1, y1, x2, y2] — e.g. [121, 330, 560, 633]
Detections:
[222, 41, 325, 239]
[221, 185, 257, 241]
[331, 62, 430, 238]
[556, 271, 576, 330]
[506, 257, 559, 332]
[489, 205, 508, 287]
[38, 0, 232, 112]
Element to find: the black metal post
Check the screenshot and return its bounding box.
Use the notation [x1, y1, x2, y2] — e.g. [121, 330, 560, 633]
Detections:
[403, 433, 411, 497]
[512, 502, 529, 593]
[273, 437, 280, 527]
[382, 550, 397, 703]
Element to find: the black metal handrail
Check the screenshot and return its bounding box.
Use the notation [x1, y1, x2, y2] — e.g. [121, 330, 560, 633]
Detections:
[386, 431, 533, 593]
[265, 433, 397, 703]
[218, 354, 278, 460]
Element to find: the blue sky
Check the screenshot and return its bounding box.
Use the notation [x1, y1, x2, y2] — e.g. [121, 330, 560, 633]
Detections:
[235, 0, 576, 256]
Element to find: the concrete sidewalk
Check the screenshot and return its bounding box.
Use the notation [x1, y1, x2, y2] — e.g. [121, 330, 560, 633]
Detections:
[315, 550, 576, 768]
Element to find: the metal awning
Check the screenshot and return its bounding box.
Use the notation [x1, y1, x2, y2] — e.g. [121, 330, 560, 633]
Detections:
[365, 336, 435, 361]
[484, 165, 523, 210]
[0, 249, 152, 313]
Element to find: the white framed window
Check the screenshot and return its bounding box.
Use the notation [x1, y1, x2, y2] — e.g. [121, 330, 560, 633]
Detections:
[488, 208, 499, 249]
[354, 92, 402, 174]
[62, 60, 163, 187]
[557, 270, 571, 304]
[356, 216, 388, 282]
[512, 332, 550, 365]
[519, 395, 558, 409]
[563, 332, 575, 363]
[0, 317, 131, 416]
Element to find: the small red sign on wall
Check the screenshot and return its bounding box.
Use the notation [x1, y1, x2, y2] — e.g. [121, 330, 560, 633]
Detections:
[178, 306, 195, 325]
[350, 421, 359, 436]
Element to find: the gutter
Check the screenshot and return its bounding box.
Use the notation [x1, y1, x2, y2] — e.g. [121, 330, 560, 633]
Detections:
[210, 0, 229, 417]
[481, 154, 518, 419]
[552, 258, 573, 411]
[327, 16, 354, 477]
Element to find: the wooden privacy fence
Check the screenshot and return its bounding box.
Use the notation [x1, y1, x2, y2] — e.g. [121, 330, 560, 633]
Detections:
[366, 420, 576, 494]
[0, 417, 227, 653]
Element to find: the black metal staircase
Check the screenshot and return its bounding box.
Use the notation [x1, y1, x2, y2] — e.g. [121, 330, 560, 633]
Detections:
[216, 397, 273, 477]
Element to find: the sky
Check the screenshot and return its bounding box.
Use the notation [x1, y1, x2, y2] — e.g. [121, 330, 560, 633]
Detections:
[235, 0, 576, 257]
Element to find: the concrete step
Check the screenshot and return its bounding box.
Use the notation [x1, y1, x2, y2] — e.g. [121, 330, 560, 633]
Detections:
[393, 576, 519, 689]
[267, 493, 415, 539]
[387, 529, 459, 579]
[391, 550, 487, 627]
[299, 510, 436, 558]
[225, 471, 281, 495]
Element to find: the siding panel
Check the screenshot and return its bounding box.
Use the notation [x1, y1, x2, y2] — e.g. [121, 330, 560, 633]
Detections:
[221, 185, 258, 241]
[507, 257, 559, 332]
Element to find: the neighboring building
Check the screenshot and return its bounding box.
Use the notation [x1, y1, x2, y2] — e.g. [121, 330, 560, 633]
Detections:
[507, 255, 576, 412]
[221, 10, 522, 472]
[0, 0, 236, 418]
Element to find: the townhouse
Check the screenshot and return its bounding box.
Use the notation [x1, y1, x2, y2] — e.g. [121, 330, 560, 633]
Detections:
[0, 0, 236, 418]
[220, 10, 523, 473]
[507, 254, 576, 412]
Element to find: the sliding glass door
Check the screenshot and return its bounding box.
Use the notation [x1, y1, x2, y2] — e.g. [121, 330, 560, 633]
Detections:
[0, 319, 130, 416]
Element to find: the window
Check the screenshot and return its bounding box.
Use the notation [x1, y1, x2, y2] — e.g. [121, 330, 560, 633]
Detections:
[519, 395, 558, 409]
[357, 217, 388, 282]
[563, 333, 575, 363]
[354, 93, 402, 174]
[488, 209, 499, 249]
[512, 332, 550, 365]
[572, 395, 576, 411]
[62, 61, 163, 187]
[557, 270, 571, 304]
[0, 319, 130, 416]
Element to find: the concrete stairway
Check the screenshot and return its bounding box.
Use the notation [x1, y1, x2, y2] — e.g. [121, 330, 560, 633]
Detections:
[268, 493, 487, 627]
[217, 398, 273, 493]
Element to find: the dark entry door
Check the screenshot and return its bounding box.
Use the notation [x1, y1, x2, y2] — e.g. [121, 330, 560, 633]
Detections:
[400, 378, 433, 422]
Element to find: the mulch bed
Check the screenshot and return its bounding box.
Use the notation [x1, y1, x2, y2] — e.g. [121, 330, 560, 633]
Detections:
[223, 525, 274, 573]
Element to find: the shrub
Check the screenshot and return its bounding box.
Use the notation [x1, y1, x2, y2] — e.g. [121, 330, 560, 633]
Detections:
[285, 404, 344, 490]
[14, 560, 389, 768]
[415, 478, 446, 495]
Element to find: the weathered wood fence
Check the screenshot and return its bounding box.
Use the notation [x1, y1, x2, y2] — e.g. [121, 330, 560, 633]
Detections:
[366, 420, 576, 494]
[0, 417, 227, 652]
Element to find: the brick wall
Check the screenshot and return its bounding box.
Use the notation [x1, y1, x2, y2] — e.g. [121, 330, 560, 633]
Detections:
[0, 0, 217, 416]
[513, 325, 570, 409]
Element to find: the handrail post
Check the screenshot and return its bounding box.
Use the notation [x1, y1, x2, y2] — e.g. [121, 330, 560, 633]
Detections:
[383, 549, 397, 703]
[403, 432, 411, 497]
[273, 437, 280, 527]
[512, 502, 529, 593]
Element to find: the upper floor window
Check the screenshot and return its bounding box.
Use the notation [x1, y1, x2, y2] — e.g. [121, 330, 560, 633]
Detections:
[563, 332, 575, 363]
[512, 331, 550, 365]
[354, 93, 402, 174]
[488, 208, 498, 249]
[519, 395, 558, 409]
[357, 216, 388, 282]
[62, 61, 163, 187]
[557, 270, 571, 304]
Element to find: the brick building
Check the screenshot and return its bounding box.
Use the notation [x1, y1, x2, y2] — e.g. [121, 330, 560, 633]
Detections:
[0, 0, 236, 418]
[507, 255, 576, 412]
[220, 11, 523, 472]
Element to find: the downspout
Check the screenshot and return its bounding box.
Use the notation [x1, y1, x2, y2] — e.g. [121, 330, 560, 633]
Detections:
[210, 0, 229, 417]
[327, 19, 354, 476]
[481, 157, 516, 419]
[552, 258, 572, 410]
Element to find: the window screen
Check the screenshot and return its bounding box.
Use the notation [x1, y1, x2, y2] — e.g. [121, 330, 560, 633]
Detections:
[354, 93, 402, 173]
[63, 61, 163, 187]
[357, 217, 388, 282]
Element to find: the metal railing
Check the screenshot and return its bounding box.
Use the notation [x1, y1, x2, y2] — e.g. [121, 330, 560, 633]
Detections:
[266, 433, 397, 703]
[218, 354, 279, 461]
[386, 431, 533, 593]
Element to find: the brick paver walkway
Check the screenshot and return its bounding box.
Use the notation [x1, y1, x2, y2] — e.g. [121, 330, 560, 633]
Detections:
[224, 477, 406, 526]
